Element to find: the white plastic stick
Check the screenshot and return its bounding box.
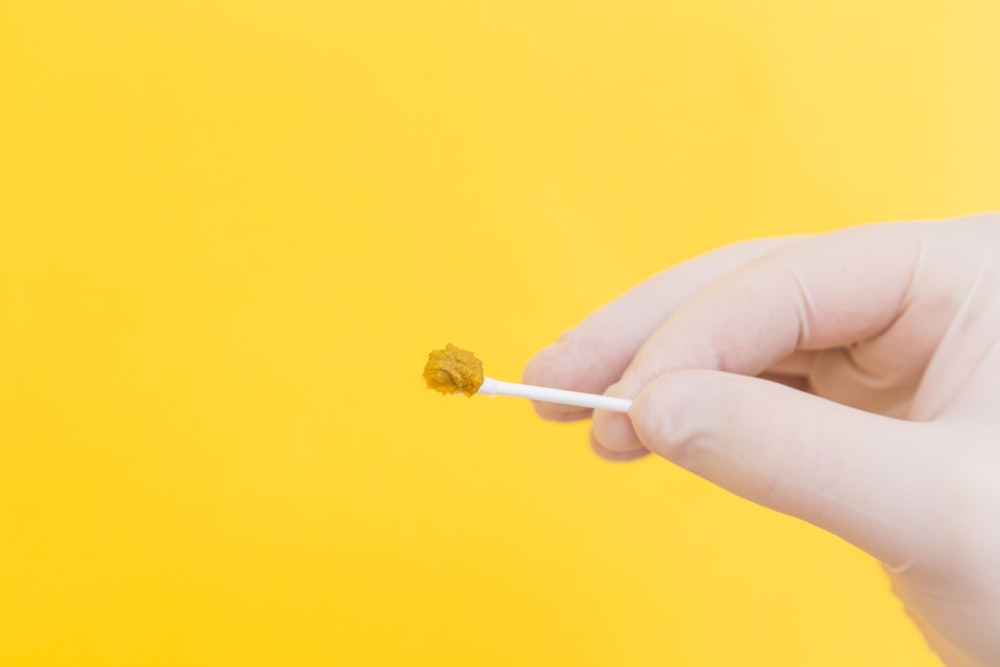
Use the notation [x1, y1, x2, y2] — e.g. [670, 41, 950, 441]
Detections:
[478, 377, 632, 413]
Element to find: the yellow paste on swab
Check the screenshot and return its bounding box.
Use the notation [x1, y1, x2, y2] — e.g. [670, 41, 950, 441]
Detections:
[423, 344, 484, 396]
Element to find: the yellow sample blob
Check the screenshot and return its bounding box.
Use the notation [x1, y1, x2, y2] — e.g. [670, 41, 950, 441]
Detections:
[423, 344, 484, 396]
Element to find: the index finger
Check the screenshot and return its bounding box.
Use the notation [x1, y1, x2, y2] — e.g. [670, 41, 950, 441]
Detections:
[522, 236, 798, 422]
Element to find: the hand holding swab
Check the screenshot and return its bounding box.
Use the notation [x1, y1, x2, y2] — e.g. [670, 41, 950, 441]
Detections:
[423, 344, 631, 413]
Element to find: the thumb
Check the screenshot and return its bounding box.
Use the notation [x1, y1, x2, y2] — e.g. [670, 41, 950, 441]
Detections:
[630, 369, 938, 567]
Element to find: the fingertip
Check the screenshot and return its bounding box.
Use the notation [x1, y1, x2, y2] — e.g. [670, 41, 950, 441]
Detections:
[589, 430, 649, 462]
[522, 342, 563, 387]
[629, 371, 708, 465]
[522, 342, 593, 421]
[591, 382, 647, 453]
[530, 400, 592, 422]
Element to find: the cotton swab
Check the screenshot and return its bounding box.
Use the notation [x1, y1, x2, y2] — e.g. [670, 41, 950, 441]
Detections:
[477, 376, 632, 413]
[423, 343, 632, 413]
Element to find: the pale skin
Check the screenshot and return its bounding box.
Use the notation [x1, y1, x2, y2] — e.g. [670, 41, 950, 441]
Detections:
[523, 215, 1000, 666]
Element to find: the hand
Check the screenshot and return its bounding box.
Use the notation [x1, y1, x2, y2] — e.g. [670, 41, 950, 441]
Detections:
[524, 215, 1000, 666]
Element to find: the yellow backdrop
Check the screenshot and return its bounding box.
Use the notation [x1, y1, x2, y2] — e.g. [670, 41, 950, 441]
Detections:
[2, 1, 998, 665]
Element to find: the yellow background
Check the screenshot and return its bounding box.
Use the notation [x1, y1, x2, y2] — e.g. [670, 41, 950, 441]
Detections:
[2, 1, 998, 665]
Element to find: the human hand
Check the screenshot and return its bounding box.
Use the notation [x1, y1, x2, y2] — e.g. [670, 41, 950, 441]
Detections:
[524, 215, 1000, 666]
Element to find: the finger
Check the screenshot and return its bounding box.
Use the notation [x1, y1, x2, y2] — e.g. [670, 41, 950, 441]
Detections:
[589, 431, 649, 462]
[630, 369, 939, 566]
[523, 236, 799, 422]
[594, 222, 927, 452]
